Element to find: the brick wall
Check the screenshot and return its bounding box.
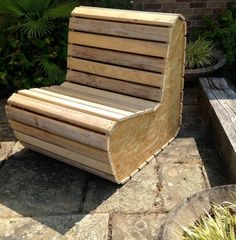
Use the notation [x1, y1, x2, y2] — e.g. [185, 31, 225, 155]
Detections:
[133, 0, 232, 28]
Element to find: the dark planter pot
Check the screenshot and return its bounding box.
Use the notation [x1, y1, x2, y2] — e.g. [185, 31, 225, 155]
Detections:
[159, 185, 236, 240]
[185, 51, 226, 81]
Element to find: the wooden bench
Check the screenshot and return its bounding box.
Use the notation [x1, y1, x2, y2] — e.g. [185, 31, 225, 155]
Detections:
[200, 78, 236, 182]
[6, 6, 186, 184]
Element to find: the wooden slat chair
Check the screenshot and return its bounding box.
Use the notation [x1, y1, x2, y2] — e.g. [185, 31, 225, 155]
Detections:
[6, 6, 186, 184]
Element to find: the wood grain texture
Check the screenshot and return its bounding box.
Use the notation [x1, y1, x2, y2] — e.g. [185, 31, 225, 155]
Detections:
[71, 6, 179, 26]
[9, 120, 109, 162]
[18, 89, 131, 121]
[61, 82, 157, 110]
[108, 18, 186, 182]
[8, 93, 115, 134]
[67, 44, 165, 73]
[15, 131, 113, 174]
[68, 31, 168, 58]
[6, 106, 108, 151]
[67, 57, 163, 87]
[69, 17, 171, 42]
[199, 78, 236, 182]
[66, 70, 162, 101]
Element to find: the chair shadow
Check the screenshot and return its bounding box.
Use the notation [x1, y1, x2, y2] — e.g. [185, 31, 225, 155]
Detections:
[0, 148, 119, 235]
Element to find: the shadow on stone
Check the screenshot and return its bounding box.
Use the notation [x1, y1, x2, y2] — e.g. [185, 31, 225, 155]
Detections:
[0, 148, 119, 234]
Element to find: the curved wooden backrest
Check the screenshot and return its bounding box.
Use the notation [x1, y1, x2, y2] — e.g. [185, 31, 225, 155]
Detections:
[66, 6, 181, 102]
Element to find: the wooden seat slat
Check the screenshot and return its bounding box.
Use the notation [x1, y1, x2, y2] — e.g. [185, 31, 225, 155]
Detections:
[14, 131, 113, 174]
[71, 6, 179, 27]
[6, 106, 108, 150]
[69, 17, 171, 42]
[45, 86, 144, 112]
[67, 57, 163, 87]
[67, 45, 165, 73]
[61, 82, 157, 110]
[66, 70, 162, 101]
[18, 89, 131, 121]
[8, 94, 115, 134]
[68, 31, 168, 58]
[10, 120, 109, 162]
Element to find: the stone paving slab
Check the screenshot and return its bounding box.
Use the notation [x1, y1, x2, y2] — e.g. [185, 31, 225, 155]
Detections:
[83, 159, 161, 214]
[0, 149, 87, 218]
[159, 163, 208, 212]
[112, 214, 166, 240]
[0, 213, 109, 240]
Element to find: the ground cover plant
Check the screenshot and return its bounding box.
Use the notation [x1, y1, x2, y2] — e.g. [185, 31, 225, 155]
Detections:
[182, 201, 236, 240]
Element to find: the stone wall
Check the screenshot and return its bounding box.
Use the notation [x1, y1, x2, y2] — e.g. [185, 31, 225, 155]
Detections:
[133, 0, 232, 28]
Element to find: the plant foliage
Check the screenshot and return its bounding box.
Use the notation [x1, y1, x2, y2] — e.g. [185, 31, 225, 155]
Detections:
[0, 0, 77, 96]
[203, 2, 236, 65]
[182, 202, 236, 240]
[186, 37, 216, 69]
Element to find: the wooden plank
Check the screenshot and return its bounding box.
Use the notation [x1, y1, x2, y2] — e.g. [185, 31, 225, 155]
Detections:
[18, 89, 130, 121]
[199, 78, 236, 182]
[22, 142, 117, 183]
[7, 93, 115, 134]
[31, 88, 133, 116]
[67, 45, 165, 73]
[66, 70, 162, 101]
[61, 82, 157, 110]
[69, 17, 171, 42]
[14, 131, 113, 174]
[9, 120, 109, 163]
[67, 57, 163, 87]
[6, 106, 108, 151]
[68, 31, 168, 58]
[45, 86, 143, 113]
[71, 6, 179, 27]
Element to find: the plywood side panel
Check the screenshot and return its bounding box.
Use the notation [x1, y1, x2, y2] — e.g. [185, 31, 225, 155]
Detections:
[69, 17, 171, 42]
[72, 6, 179, 27]
[109, 19, 186, 182]
[67, 45, 165, 73]
[67, 57, 163, 87]
[66, 70, 162, 102]
[68, 31, 168, 58]
[6, 106, 108, 151]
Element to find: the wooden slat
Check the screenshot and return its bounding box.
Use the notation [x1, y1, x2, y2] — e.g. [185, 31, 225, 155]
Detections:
[14, 131, 113, 174]
[7, 93, 115, 134]
[67, 45, 165, 73]
[66, 70, 162, 102]
[71, 6, 179, 27]
[6, 106, 108, 150]
[30, 88, 133, 116]
[9, 120, 109, 163]
[61, 82, 157, 110]
[18, 89, 130, 121]
[45, 86, 142, 113]
[69, 17, 171, 42]
[67, 57, 163, 87]
[68, 31, 168, 58]
[22, 142, 117, 183]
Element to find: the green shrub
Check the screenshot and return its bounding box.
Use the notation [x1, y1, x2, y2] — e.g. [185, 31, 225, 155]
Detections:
[203, 2, 236, 65]
[0, 0, 77, 97]
[186, 37, 216, 69]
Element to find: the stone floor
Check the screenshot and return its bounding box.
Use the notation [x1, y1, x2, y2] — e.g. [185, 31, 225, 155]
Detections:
[0, 87, 228, 240]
